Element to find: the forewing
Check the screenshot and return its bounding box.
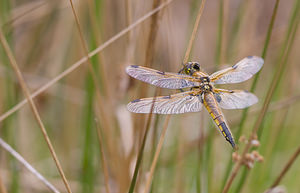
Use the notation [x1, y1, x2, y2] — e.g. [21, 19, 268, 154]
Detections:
[126, 65, 199, 89]
[127, 91, 202, 114]
[214, 89, 258, 109]
[210, 56, 264, 84]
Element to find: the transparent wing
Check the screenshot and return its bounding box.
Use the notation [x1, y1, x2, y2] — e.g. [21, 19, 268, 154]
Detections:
[214, 89, 258, 109]
[126, 65, 199, 89]
[210, 56, 264, 84]
[127, 91, 203, 114]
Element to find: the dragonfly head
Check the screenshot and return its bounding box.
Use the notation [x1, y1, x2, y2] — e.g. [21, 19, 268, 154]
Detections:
[179, 62, 201, 75]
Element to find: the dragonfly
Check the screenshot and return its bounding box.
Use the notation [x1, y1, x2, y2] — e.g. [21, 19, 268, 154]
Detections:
[126, 56, 264, 148]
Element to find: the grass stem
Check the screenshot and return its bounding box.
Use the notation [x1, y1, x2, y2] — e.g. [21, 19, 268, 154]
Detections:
[0, 27, 72, 193]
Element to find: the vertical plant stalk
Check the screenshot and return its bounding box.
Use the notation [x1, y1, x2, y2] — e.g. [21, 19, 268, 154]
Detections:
[222, 2, 300, 191]
[183, 0, 206, 63]
[221, 0, 280, 190]
[143, 115, 171, 193]
[0, 29, 72, 193]
[270, 145, 300, 188]
[128, 96, 157, 193]
[0, 172, 7, 193]
[129, 0, 169, 190]
[236, 0, 280, 143]
[144, 0, 162, 67]
[86, 0, 112, 100]
[0, 138, 60, 193]
[141, 0, 207, 192]
[95, 119, 111, 193]
[215, 0, 224, 67]
[0, 1, 174, 124]
[67, 0, 116, 191]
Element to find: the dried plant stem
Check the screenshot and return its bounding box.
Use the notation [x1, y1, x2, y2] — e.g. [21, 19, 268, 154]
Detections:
[222, 5, 299, 192]
[221, 0, 280, 190]
[128, 0, 167, 192]
[128, 106, 156, 193]
[0, 173, 7, 193]
[0, 138, 60, 193]
[86, 0, 111, 99]
[140, 0, 207, 192]
[144, 0, 162, 67]
[67, 1, 118, 192]
[1, 0, 48, 29]
[183, 0, 206, 63]
[0, 0, 173, 124]
[143, 115, 171, 193]
[95, 120, 111, 193]
[270, 145, 300, 188]
[236, 0, 280, 142]
[0, 29, 72, 193]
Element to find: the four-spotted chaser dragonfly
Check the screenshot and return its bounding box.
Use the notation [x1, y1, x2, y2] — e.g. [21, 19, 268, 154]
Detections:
[126, 56, 264, 148]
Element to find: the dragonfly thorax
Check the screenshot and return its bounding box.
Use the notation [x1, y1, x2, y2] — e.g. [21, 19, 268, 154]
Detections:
[199, 77, 212, 92]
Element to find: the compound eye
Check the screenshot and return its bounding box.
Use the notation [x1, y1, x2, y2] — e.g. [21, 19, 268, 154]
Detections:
[193, 63, 200, 71]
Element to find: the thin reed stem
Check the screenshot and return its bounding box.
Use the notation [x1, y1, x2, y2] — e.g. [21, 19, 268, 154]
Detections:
[237, 0, 280, 143]
[183, 0, 206, 64]
[0, 0, 174, 124]
[221, 0, 280, 190]
[0, 173, 7, 193]
[270, 145, 300, 188]
[143, 115, 171, 193]
[222, 1, 300, 191]
[215, 0, 224, 67]
[141, 0, 207, 191]
[1, 0, 48, 29]
[67, 1, 114, 190]
[128, 107, 155, 193]
[0, 137, 60, 193]
[0, 28, 72, 193]
[95, 119, 111, 193]
[144, 0, 162, 67]
[129, 0, 167, 192]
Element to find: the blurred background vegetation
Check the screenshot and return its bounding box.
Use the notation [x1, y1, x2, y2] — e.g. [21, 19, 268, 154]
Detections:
[0, 0, 300, 193]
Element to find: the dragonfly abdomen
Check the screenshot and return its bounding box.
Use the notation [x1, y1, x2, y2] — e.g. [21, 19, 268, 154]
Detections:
[203, 93, 236, 148]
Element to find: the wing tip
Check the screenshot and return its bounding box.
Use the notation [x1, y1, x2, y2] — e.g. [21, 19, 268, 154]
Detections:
[247, 55, 264, 65]
[245, 91, 259, 105]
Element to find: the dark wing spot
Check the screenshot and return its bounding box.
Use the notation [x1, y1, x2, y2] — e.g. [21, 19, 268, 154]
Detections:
[131, 99, 141, 103]
[228, 90, 234, 93]
[232, 64, 238, 69]
[156, 71, 165, 75]
[130, 65, 139, 68]
[247, 56, 254, 59]
[162, 95, 171, 99]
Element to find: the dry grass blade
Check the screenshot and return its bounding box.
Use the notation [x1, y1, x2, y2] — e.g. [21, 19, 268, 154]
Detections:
[143, 115, 170, 193]
[222, 3, 300, 192]
[1, 0, 48, 30]
[141, 0, 207, 191]
[0, 138, 60, 193]
[144, 0, 163, 67]
[270, 145, 300, 189]
[94, 119, 111, 193]
[183, 0, 206, 63]
[128, 0, 169, 191]
[0, 0, 173, 124]
[0, 29, 72, 193]
[128, 95, 158, 193]
[0, 173, 7, 193]
[236, 0, 280, 139]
